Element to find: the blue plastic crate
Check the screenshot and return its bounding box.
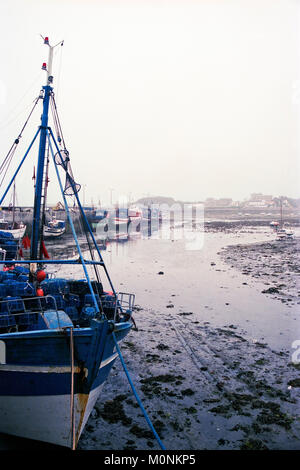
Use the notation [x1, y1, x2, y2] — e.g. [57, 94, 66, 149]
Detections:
[13, 266, 30, 275]
[65, 293, 80, 309]
[0, 312, 16, 329]
[0, 284, 8, 298]
[0, 272, 17, 281]
[41, 278, 70, 295]
[65, 306, 79, 321]
[84, 293, 100, 307]
[45, 294, 66, 310]
[17, 274, 29, 282]
[1, 296, 24, 313]
[16, 311, 33, 326]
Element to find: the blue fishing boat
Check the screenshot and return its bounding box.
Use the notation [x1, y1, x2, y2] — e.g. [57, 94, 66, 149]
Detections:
[0, 37, 135, 449]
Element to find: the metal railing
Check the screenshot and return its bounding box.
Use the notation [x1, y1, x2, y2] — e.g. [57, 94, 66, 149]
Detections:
[0, 291, 136, 332]
[101, 292, 135, 322]
[0, 294, 62, 331]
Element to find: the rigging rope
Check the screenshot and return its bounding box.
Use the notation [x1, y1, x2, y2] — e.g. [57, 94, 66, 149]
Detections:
[0, 71, 43, 130]
[112, 331, 166, 451]
[0, 94, 41, 192]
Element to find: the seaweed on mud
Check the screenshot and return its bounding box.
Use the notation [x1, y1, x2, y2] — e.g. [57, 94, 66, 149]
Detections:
[145, 353, 162, 363]
[288, 363, 300, 371]
[261, 287, 280, 294]
[209, 404, 232, 416]
[184, 406, 197, 415]
[141, 374, 184, 385]
[99, 395, 132, 426]
[123, 439, 137, 451]
[253, 358, 269, 366]
[255, 409, 294, 430]
[140, 374, 185, 398]
[129, 425, 153, 440]
[123, 341, 138, 353]
[156, 343, 169, 351]
[239, 439, 269, 450]
[170, 420, 184, 432]
[224, 392, 256, 414]
[288, 378, 300, 388]
[250, 400, 282, 412]
[129, 420, 165, 441]
[163, 387, 178, 397]
[181, 388, 195, 396]
[218, 438, 229, 446]
[126, 398, 140, 409]
[203, 398, 221, 404]
[216, 328, 246, 342]
[230, 424, 251, 435]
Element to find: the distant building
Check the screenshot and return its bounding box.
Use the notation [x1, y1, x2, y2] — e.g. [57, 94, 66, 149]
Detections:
[204, 198, 233, 207]
[244, 193, 274, 208]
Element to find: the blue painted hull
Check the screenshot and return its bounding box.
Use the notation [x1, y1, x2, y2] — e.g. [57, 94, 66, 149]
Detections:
[0, 320, 131, 447]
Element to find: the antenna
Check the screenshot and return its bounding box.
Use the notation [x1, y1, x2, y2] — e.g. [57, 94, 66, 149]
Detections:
[40, 35, 64, 86]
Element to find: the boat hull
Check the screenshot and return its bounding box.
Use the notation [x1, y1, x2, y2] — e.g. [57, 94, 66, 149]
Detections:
[0, 225, 26, 240]
[43, 228, 66, 238]
[0, 320, 131, 448]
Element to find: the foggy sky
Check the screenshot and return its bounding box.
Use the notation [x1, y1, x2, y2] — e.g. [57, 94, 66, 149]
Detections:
[0, 0, 299, 207]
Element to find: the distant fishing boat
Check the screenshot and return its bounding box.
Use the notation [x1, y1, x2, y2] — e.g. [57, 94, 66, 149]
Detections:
[110, 207, 129, 226]
[106, 208, 129, 241]
[0, 182, 26, 239]
[0, 219, 26, 239]
[274, 198, 294, 240]
[43, 218, 66, 238]
[90, 208, 108, 233]
[128, 206, 142, 238]
[128, 206, 142, 224]
[0, 37, 135, 449]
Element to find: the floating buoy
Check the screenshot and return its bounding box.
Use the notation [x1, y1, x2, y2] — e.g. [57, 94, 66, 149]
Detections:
[36, 288, 44, 297]
[36, 270, 46, 282]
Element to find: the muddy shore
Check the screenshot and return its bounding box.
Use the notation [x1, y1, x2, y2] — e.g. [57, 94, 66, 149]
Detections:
[77, 309, 300, 451]
[0, 225, 299, 451]
[220, 237, 300, 306]
[76, 230, 300, 451]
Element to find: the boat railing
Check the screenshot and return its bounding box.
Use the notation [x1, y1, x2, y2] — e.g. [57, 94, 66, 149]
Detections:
[0, 291, 136, 331]
[101, 292, 135, 322]
[117, 292, 135, 321]
[47, 273, 56, 279]
[0, 294, 62, 331]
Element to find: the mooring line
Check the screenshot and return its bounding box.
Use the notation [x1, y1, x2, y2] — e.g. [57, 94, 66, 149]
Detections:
[112, 331, 166, 451]
[69, 327, 76, 450]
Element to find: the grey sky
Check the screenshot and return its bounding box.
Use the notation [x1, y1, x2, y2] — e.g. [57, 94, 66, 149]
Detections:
[0, 0, 299, 206]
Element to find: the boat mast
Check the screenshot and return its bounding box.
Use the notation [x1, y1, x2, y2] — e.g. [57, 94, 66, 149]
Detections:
[30, 37, 61, 261]
[12, 180, 16, 227]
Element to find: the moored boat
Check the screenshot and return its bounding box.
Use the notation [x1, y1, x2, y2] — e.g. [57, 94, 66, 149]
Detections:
[0, 219, 26, 239]
[0, 36, 135, 449]
[43, 218, 66, 238]
[0, 182, 26, 240]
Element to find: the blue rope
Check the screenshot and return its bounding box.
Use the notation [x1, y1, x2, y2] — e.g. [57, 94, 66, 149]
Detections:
[112, 331, 166, 450]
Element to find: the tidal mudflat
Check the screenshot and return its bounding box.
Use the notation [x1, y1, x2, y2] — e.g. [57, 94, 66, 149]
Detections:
[76, 226, 300, 450]
[0, 225, 299, 450]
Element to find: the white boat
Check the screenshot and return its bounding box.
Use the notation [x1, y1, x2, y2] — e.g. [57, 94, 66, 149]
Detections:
[0, 182, 26, 239]
[0, 219, 26, 240]
[276, 228, 294, 240]
[128, 206, 142, 223]
[43, 218, 66, 238]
